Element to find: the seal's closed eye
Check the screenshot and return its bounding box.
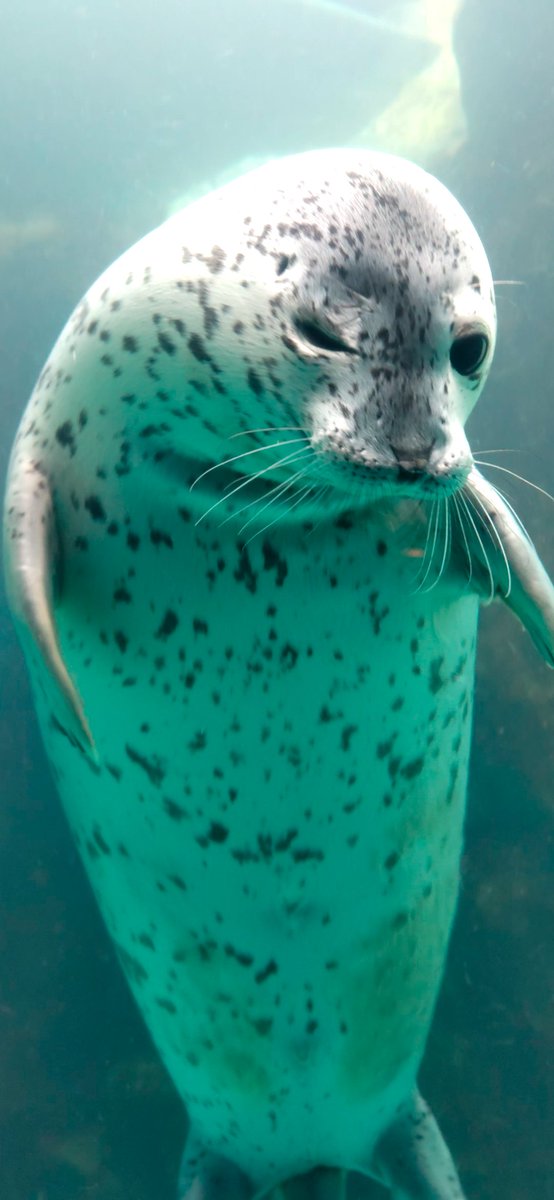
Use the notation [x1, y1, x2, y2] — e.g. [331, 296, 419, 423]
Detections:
[294, 315, 358, 355]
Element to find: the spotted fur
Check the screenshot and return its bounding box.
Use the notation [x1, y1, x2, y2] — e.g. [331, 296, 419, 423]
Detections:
[4, 151, 553, 1200]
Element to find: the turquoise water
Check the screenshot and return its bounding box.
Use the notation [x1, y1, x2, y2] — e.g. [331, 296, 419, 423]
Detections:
[1, 2, 553, 1197]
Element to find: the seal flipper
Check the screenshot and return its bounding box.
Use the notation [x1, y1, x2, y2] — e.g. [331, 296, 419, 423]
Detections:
[177, 1131, 256, 1200]
[3, 454, 95, 756]
[370, 1090, 466, 1200]
[456, 467, 554, 666]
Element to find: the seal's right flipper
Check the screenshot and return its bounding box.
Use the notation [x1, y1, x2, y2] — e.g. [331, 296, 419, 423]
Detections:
[370, 1091, 466, 1200]
[454, 467, 554, 666]
[3, 453, 95, 756]
[177, 1132, 256, 1200]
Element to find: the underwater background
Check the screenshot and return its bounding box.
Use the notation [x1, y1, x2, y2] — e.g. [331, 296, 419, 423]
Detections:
[0, 1, 553, 1196]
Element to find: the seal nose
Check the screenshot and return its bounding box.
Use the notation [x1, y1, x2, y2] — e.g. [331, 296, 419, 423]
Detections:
[391, 440, 435, 475]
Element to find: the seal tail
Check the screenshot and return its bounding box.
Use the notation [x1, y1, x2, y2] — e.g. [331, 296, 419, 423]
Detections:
[3, 452, 96, 757]
[177, 1111, 466, 1200]
[177, 1149, 346, 1200]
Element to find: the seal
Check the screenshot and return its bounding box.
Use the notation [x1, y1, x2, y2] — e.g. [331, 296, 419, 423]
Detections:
[4, 150, 554, 1200]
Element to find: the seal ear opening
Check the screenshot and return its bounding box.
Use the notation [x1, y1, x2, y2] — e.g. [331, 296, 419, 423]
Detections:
[3, 456, 97, 759]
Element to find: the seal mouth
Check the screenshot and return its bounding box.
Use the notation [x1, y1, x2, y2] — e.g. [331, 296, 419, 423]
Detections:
[310, 429, 472, 501]
[313, 453, 471, 502]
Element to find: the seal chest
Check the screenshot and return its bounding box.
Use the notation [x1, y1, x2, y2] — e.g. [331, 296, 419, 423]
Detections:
[5, 150, 554, 1200]
[54, 507, 477, 1177]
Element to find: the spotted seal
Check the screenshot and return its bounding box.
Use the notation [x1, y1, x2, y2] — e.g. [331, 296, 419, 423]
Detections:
[4, 150, 554, 1200]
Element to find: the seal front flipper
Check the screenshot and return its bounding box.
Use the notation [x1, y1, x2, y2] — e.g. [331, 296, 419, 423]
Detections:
[456, 466, 554, 665]
[3, 454, 95, 757]
[370, 1091, 465, 1200]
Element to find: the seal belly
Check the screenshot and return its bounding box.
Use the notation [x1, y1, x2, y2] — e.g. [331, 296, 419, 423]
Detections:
[38, 509, 477, 1182]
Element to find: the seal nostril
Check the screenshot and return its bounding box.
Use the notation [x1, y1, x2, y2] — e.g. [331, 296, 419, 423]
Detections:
[391, 441, 435, 470]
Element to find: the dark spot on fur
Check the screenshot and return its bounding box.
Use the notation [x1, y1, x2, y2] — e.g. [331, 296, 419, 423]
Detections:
[255, 959, 278, 984]
[429, 658, 445, 694]
[55, 420, 75, 453]
[150, 528, 173, 549]
[401, 757, 424, 780]
[164, 798, 188, 822]
[247, 367, 263, 395]
[234, 546, 257, 593]
[158, 331, 177, 355]
[84, 494, 106, 521]
[262, 541, 288, 586]
[341, 725, 358, 752]
[189, 333, 209, 363]
[156, 609, 179, 639]
[125, 744, 166, 787]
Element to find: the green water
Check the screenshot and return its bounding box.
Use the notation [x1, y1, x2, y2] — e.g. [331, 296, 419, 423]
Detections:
[1, 2, 553, 1197]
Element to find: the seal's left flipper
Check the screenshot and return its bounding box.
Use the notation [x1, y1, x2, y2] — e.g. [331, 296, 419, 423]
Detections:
[370, 1091, 466, 1200]
[455, 467, 554, 666]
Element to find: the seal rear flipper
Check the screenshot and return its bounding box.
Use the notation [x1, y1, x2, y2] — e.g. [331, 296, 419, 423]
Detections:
[177, 1131, 255, 1200]
[370, 1090, 466, 1200]
[3, 454, 96, 757]
[455, 467, 554, 666]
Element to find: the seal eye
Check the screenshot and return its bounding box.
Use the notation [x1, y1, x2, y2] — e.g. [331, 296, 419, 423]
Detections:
[294, 317, 356, 355]
[450, 332, 489, 376]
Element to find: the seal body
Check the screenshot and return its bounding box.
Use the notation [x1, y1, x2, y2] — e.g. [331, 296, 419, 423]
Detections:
[36, 508, 479, 1179]
[8, 150, 551, 1199]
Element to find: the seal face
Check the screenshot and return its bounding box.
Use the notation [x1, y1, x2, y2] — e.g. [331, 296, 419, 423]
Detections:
[4, 151, 554, 1200]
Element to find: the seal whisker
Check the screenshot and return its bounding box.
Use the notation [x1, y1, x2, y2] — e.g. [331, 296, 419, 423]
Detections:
[487, 484, 533, 544]
[473, 459, 554, 506]
[452, 493, 474, 588]
[412, 499, 437, 589]
[237, 467, 311, 535]
[419, 498, 451, 594]
[411, 499, 434, 583]
[223, 470, 305, 526]
[194, 447, 313, 526]
[229, 427, 310, 440]
[436, 496, 452, 588]
[458, 490, 495, 602]
[219, 443, 312, 497]
[243, 480, 316, 545]
[190, 437, 310, 491]
[414, 499, 441, 592]
[303, 483, 337, 534]
[465, 486, 512, 599]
